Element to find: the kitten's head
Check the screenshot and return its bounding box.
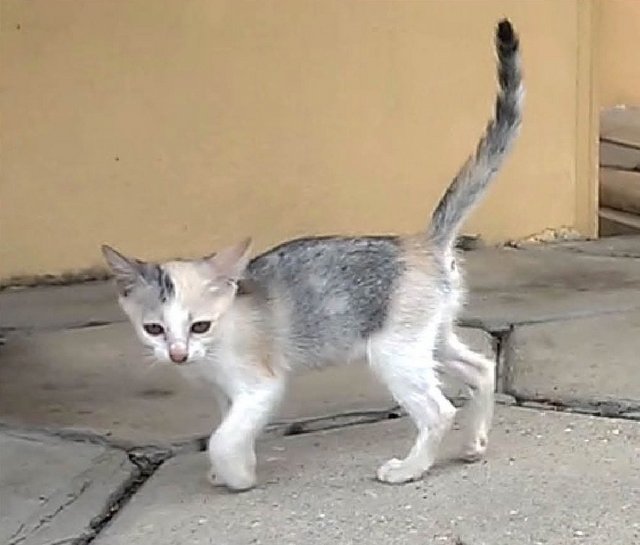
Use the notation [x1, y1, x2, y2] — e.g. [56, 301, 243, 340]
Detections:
[101, 239, 252, 365]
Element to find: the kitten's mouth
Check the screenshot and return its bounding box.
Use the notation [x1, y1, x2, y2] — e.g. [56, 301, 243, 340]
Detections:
[166, 355, 199, 366]
[169, 355, 189, 364]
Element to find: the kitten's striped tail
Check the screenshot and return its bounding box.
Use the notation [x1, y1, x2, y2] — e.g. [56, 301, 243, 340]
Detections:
[427, 19, 524, 249]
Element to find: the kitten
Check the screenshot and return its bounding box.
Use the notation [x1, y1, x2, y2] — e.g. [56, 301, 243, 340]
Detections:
[102, 19, 523, 491]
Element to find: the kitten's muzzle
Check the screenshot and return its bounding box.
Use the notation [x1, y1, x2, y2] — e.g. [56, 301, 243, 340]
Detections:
[168, 343, 188, 364]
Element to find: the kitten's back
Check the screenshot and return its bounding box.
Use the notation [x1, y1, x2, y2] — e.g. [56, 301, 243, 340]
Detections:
[243, 235, 448, 366]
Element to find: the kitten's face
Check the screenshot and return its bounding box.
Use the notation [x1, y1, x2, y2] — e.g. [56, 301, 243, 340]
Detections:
[102, 239, 252, 365]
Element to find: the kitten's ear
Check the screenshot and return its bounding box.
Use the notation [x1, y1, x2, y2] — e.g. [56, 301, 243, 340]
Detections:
[101, 245, 143, 296]
[207, 238, 252, 280]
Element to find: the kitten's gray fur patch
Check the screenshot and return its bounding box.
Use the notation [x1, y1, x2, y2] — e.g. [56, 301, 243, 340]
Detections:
[129, 262, 175, 302]
[246, 236, 402, 364]
[155, 266, 175, 302]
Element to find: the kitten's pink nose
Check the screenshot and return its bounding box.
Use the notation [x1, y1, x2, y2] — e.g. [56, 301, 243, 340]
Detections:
[168, 343, 188, 364]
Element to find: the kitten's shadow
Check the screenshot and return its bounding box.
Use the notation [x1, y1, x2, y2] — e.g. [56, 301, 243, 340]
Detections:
[429, 455, 481, 476]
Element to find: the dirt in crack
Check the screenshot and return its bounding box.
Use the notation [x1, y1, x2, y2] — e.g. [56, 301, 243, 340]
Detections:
[78, 450, 169, 545]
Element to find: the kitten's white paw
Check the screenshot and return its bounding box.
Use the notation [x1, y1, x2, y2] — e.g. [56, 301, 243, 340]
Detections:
[222, 469, 257, 492]
[376, 457, 424, 484]
[209, 437, 258, 491]
[209, 464, 256, 491]
[460, 435, 488, 463]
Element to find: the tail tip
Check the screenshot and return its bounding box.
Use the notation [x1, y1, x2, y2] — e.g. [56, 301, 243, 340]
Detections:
[496, 18, 517, 49]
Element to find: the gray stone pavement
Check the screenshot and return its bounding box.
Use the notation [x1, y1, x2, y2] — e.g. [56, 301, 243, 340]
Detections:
[92, 406, 640, 545]
[0, 431, 136, 545]
[1, 236, 640, 544]
[508, 310, 640, 403]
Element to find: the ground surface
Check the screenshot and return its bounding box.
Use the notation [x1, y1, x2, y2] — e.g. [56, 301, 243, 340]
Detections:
[1, 236, 639, 544]
[92, 407, 640, 545]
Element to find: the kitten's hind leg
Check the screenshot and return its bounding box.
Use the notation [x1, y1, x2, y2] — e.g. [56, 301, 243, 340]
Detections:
[368, 328, 456, 484]
[438, 330, 495, 461]
[208, 375, 285, 491]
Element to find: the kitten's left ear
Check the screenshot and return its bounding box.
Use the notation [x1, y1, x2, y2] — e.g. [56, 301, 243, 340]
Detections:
[207, 238, 252, 280]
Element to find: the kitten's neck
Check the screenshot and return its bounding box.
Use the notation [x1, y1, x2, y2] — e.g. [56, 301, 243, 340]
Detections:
[210, 294, 262, 351]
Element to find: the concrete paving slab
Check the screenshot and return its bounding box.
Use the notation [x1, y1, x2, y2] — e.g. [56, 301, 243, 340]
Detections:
[507, 311, 640, 404]
[463, 285, 640, 331]
[0, 281, 121, 331]
[458, 242, 640, 329]
[0, 322, 494, 447]
[551, 234, 640, 258]
[463, 243, 640, 293]
[92, 406, 640, 545]
[0, 431, 136, 545]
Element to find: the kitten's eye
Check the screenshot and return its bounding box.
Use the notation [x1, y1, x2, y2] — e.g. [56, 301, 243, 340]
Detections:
[143, 323, 164, 336]
[190, 321, 211, 334]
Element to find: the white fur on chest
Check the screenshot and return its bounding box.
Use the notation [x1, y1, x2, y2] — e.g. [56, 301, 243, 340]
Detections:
[178, 308, 270, 397]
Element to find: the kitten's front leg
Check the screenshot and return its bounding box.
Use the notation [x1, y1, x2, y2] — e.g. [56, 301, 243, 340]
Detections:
[208, 377, 285, 491]
[206, 388, 231, 486]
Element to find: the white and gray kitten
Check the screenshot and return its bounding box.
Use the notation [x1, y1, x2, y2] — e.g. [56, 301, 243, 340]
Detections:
[103, 19, 523, 491]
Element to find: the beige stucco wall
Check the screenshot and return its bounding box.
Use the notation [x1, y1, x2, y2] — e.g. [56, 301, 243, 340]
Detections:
[599, 0, 640, 108]
[0, 0, 597, 281]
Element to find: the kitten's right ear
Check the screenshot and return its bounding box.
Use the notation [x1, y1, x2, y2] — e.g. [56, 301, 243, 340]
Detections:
[207, 237, 253, 281]
[101, 245, 142, 296]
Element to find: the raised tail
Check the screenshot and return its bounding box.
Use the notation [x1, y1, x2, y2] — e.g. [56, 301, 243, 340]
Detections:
[427, 19, 523, 249]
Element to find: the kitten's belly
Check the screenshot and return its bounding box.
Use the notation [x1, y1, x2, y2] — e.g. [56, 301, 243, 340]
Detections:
[288, 338, 369, 370]
[174, 337, 369, 391]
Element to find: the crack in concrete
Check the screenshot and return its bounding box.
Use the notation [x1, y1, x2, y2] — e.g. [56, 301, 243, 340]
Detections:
[0, 424, 133, 451]
[512, 396, 640, 421]
[42, 538, 78, 545]
[7, 523, 26, 544]
[8, 480, 91, 545]
[557, 247, 640, 259]
[66, 320, 123, 331]
[489, 328, 512, 393]
[0, 319, 127, 336]
[460, 304, 640, 332]
[74, 453, 167, 545]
